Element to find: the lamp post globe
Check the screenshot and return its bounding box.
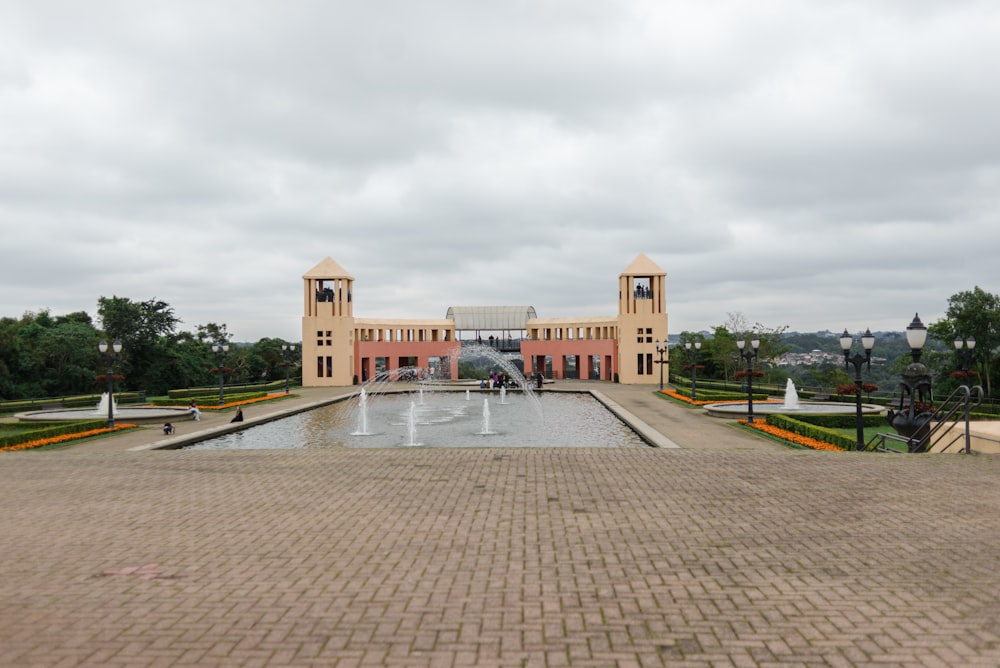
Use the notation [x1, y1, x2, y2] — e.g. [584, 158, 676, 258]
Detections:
[905, 313, 928, 363]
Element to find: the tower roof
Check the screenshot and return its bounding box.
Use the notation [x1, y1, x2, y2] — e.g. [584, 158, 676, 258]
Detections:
[303, 257, 353, 280]
[620, 253, 665, 276]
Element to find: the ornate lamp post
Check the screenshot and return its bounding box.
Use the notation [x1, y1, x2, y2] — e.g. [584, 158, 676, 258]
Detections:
[889, 313, 933, 446]
[953, 335, 977, 454]
[684, 340, 701, 402]
[212, 342, 230, 406]
[954, 335, 976, 373]
[281, 344, 297, 394]
[654, 339, 669, 390]
[736, 334, 760, 423]
[839, 328, 875, 451]
[97, 340, 123, 428]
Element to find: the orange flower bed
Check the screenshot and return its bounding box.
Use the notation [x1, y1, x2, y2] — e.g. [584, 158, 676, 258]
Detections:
[738, 420, 844, 452]
[190, 393, 290, 411]
[1, 424, 139, 453]
[658, 389, 718, 406]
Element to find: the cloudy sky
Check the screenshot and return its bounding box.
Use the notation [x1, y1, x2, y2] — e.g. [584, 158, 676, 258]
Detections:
[2, 1, 998, 342]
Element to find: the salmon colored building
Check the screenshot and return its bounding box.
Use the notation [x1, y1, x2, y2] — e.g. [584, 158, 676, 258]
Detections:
[301, 254, 668, 386]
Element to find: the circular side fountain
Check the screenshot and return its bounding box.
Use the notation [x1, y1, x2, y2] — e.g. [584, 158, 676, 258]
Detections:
[702, 379, 884, 418]
[17, 406, 193, 423]
[702, 402, 882, 417]
[16, 392, 193, 423]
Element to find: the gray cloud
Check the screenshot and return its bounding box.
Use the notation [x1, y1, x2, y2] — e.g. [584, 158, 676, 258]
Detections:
[1, 1, 997, 341]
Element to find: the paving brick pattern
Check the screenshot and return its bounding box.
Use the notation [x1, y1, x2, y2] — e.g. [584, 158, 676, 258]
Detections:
[2, 385, 1000, 666]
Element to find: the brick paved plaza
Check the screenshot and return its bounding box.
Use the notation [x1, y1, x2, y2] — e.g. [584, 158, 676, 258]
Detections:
[2, 384, 999, 667]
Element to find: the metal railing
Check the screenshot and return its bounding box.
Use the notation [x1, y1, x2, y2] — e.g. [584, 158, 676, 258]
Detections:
[866, 384, 983, 453]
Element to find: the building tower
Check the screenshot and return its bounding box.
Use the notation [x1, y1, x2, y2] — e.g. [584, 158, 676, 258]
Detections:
[616, 253, 668, 384]
[302, 257, 356, 386]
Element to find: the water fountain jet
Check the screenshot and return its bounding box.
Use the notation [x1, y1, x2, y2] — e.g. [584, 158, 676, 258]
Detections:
[783, 379, 800, 410]
[480, 398, 494, 435]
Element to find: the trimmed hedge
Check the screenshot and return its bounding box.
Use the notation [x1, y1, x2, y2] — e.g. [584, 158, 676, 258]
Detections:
[0, 420, 109, 449]
[777, 413, 888, 429]
[765, 414, 857, 451]
[167, 381, 288, 399]
[150, 391, 269, 407]
[669, 386, 769, 402]
[0, 392, 145, 414]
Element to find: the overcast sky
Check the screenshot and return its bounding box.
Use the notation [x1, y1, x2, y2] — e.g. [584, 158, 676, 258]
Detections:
[2, 1, 998, 343]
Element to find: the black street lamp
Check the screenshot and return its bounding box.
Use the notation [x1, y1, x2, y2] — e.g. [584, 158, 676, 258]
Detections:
[953, 335, 977, 454]
[736, 334, 760, 423]
[684, 340, 701, 402]
[654, 339, 669, 390]
[839, 328, 875, 451]
[281, 344, 297, 394]
[212, 342, 230, 406]
[954, 335, 976, 373]
[98, 340, 123, 429]
[889, 313, 933, 445]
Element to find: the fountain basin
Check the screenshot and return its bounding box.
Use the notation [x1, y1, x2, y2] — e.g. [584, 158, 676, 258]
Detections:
[16, 406, 194, 424]
[702, 402, 884, 418]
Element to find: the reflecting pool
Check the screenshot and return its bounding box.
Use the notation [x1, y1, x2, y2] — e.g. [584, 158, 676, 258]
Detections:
[187, 391, 648, 450]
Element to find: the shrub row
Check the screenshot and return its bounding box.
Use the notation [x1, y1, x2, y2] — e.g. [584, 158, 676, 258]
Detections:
[0, 393, 144, 414]
[0, 420, 109, 449]
[669, 386, 769, 402]
[778, 413, 888, 429]
[166, 381, 287, 399]
[765, 414, 856, 451]
[151, 391, 268, 407]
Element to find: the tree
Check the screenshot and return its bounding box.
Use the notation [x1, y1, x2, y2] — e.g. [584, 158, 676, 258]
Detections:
[33, 314, 102, 396]
[701, 326, 738, 382]
[928, 286, 1000, 396]
[97, 296, 181, 392]
[702, 313, 789, 384]
[195, 322, 232, 345]
[254, 337, 300, 384]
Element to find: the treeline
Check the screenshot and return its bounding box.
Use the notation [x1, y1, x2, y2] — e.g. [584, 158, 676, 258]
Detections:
[0, 296, 300, 401]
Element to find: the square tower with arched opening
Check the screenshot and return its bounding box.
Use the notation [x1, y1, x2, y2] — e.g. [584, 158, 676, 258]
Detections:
[302, 257, 356, 386]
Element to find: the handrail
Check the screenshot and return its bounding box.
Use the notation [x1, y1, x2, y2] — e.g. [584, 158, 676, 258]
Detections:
[910, 384, 983, 453]
[864, 384, 984, 454]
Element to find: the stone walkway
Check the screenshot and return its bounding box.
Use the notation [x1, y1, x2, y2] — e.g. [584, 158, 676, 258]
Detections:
[2, 383, 999, 666]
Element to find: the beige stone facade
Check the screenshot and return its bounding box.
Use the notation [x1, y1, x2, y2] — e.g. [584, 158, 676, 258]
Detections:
[301, 253, 668, 386]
